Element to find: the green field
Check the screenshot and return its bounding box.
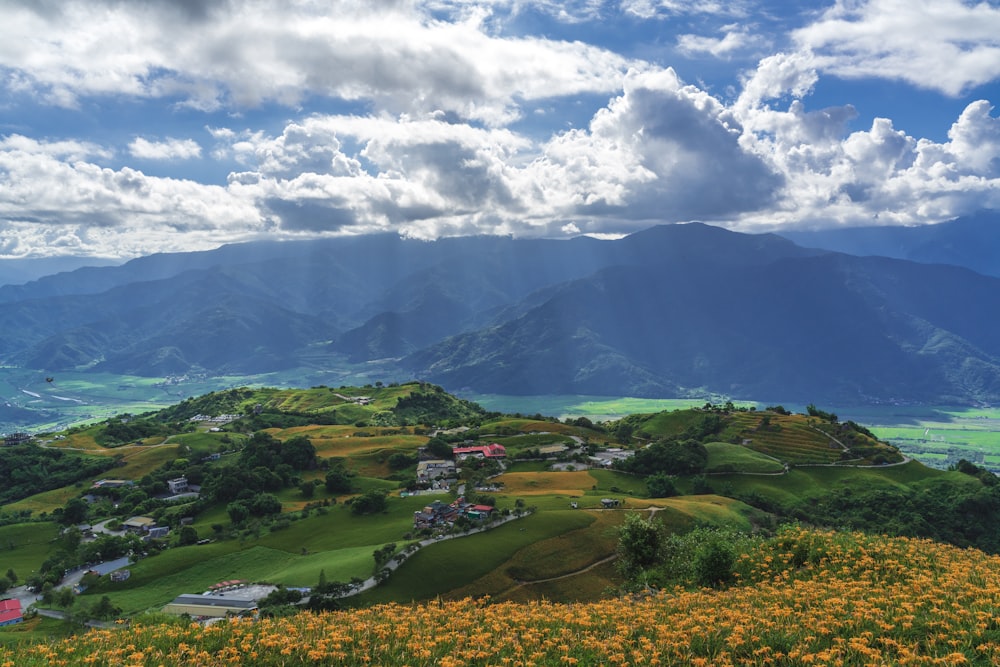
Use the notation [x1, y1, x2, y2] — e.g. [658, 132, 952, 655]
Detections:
[841, 405, 1000, 471]
[0, 522, 61, 579]
[704, 441, 785, 474]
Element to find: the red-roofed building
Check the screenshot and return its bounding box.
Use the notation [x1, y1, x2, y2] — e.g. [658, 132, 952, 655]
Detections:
[0, 599, 22, 627]
[452, 443, 506, 460]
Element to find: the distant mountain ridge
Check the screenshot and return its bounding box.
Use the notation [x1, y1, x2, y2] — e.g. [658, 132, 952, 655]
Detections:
[780, 211, 1000, 278]
[3, 221, 1000, 405]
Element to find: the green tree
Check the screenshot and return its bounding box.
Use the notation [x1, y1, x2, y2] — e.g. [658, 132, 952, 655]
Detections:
[646, 473, 678, 498]
[425, 438, 453, 459]
[351, 489, 388, 515]
[325, 467, 353, 494]
[178, 525, 199, 546]
[616, 512, 665, 580]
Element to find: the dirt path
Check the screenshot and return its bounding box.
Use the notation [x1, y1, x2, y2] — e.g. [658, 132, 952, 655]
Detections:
[512, 554, 617, 587]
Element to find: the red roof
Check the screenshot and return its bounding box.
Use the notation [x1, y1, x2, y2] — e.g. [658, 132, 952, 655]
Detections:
[0, 599, 21, 624]
[470, 505, 495, 512]
[452, 443, 507, 458]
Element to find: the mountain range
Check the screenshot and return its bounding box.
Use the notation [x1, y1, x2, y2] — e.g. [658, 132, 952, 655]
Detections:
[3, 214, 1000, 406]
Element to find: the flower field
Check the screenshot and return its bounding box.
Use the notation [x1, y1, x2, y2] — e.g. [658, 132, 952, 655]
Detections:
[5, 527, 1000, 666]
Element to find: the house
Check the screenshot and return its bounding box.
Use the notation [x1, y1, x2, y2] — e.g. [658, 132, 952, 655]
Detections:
[122, 516, 156, 534]
[3, 432, 31, 446]
[452, 443, 507, 460]
[600, 498, 622, 508]
[464, 504, 496, 521]
[146, 526, 170, 539]
[162, 594, 258, 619]
[110, 570, 131, 582]
[413, 500, 460, 529]
[416, 459, 456, 481]
[167, 477, 189, 494]
[0, 599, 22, 627]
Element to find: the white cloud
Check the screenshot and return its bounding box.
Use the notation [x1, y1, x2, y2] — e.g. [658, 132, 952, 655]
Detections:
[0, 0, 640, 125]
[621, 0, 751, 19]
[677, 25, 766, 59]
[733, 95, 1000, 229]
[0, 136, 264, 257]
[128, 137, 202, 161]
[794, 0, 1000, 96]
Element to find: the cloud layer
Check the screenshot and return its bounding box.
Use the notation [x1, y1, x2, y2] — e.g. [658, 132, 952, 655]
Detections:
[0, 0, 998, 257]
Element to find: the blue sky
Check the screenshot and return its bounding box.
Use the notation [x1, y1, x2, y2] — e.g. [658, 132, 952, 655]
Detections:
[0, 0, 999, 258]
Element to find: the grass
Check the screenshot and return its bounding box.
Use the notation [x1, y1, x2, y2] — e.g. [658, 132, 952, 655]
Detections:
[5, 485, 88, 516]
[357, 510, 594, 603]
[80, 545, 298, 615]
[0, 522, 61, 579]
[0, 616, 72, 648]
[496, 471, 596, 496]
[704, 441, 785, 473]
[468, 394, 721, 419]
[587, 469, 648, 497]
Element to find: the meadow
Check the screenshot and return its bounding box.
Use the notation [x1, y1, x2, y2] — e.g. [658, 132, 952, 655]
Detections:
[6, 527, 999, 665]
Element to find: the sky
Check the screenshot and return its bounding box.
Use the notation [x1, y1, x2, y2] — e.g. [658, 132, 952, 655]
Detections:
[1, 0, 999, 259]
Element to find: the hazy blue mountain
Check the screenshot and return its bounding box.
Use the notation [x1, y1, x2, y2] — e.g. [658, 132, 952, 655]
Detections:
[0, 256, 120, 288]
[4, 222, 1000, 406]
[780, 211, 1000, 277]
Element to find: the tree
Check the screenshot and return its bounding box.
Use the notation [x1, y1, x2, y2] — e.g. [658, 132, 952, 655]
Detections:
[388, 453, 416, 470]
[425, 438, 453, 459]
[60, 498, 89, 526]
[616, 512, 665, 580]
[178, 525, 199, 546]
[249, 492, 282, 516]
[281, 435, 318, 470]
[325, 468, 353, 494]
[89, 595, 121, 620]
[299, 480, 316, 498]
[351, 489, 388, 515]
[226, 500, 251, 524]
[646, 473, 678, 498]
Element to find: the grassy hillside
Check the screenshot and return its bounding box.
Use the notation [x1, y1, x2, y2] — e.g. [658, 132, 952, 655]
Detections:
[5, 385, 1000, 650]
[6, 528, 1000, 665]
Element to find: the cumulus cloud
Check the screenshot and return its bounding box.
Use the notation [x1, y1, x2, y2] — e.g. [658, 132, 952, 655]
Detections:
[794, 0, 1000, 96]
[128, 137, 202, 160]
[733, 95, 1000, 229]
[0, 0, 639, 125]
[0, 135, 264, 257]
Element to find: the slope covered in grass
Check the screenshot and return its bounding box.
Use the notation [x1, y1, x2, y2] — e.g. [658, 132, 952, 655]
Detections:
[7, 528, 1000, 665]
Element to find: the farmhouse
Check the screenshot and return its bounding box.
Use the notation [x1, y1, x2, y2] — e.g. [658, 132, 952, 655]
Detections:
[2, 432, 31, 446]
[416, 459, 456, 481]
[452, 443, 506, 460]
[122, 516, 156, 534]
[167, 477, 189, 494]
[162, 594, 258, 619]
[0, 599, 22, 627]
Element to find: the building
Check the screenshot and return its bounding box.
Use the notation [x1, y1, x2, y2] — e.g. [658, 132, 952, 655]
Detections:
[2, 432, 31, 446]
[122, 516, 156, 534]
[147, 526, 170, 539]
[452, 443, 507, 460]
[162, 594, 258, 619]
[465, 504, 496, 521]
[0, 599, 22, 627]
[110, 570, 131, 582]
[167, 477, 189, 494]
[416, 459, 456, 481]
